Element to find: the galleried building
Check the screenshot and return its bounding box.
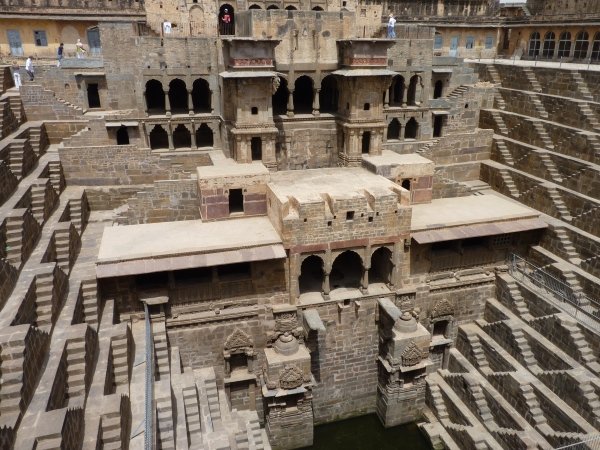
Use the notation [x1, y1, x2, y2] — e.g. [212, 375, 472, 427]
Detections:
[0, 0, 599, 449]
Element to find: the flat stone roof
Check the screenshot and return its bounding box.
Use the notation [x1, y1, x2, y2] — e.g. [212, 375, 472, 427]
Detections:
[268, 167, 400, 203]
[411, 195, 546, 243]
[197, 161, 269, 179]
[362, 150, 434, 167]
[96, 217, 284, 278]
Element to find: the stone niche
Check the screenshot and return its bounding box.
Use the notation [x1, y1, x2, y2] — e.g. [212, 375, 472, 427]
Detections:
[377, 298, 432, 427]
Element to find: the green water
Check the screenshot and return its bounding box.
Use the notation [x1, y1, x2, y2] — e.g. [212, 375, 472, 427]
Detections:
[301, 414, 432, 450]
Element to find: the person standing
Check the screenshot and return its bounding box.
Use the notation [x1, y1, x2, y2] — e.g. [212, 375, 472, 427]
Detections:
[221, 8, 232, 35]
[75, 39, 86, 58]
[57, 43, 64, 67]
[12, 64, 22, 89]
[387, 13, 396, 39]
[25, 56, 34, 81]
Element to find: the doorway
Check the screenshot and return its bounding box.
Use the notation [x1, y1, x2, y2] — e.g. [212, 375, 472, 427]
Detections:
[87, 83, 101, 108]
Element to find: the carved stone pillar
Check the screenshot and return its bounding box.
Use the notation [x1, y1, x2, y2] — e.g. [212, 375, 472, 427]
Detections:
[190, 123, 197, 149]
[313, 88, 320, 115]
[287, 90, 295, 117]
[384, 88, 390, 108]
[188, 90, 194, 115]
[164, 92, 171, 116]
[167, 124, 174, 150]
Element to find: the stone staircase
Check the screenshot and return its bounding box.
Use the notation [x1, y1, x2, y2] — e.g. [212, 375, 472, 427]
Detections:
[100, 411, 122, 450]
[111, 327, 130, 387]
[493, 139, 514, 165]
[571, 72, 594, 101]
[48, 161, 65, 194]
[8, 141, 27, 180]
[5, 214, 25, 268]
[66, 336, 88, 402]
[53, 225, 72, 272]
[182, 386, 202, 446]
[34, 435, 63, 450]
[0, 340, 26, 417]
[577, 102, 600, 132]
[538, 153, 562, 182]
[512, 329, 537, 368]
[521, 67, 542, 93]
[427, 382, 450, 421]
[529, 93, 549, 119]
[69, 199, 84, 234]
[551, 227, 580, 264]
[501, 282, 530, 319]
[153, 321, 170, 380]
[490, 111, 509, 135]
[156, 395, 176, 450]
[448, 85, 469, 99]
[531, 120, 554, 150]
[34, 271, 57, 328]
[558, 318, 598, 369]
[519, 384, 547, 427]
[81, 280, 99, 328]
[547, 187, 573, 221]
[498, 169, 520, 198]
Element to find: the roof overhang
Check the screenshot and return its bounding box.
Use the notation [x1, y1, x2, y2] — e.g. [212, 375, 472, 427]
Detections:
[412, 217, 547, 244]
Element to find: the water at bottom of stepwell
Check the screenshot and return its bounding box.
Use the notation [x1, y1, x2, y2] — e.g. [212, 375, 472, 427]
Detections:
[300, 414, 432, 450]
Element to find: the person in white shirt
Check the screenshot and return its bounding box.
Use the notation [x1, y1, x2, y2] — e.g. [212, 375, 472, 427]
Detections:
[12, 64, 22, 89]
[25, 56, 34, 81]
[387, 13, 396, 39]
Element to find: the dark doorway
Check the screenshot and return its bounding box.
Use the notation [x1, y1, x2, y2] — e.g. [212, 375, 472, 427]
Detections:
[433, 115, 444, 138]
[294, 75, 313, 114]
[312, 6, 323, 10]
[369, 247, 393, 284]
[390, 75, 405, 106]
[320, 75, 338, 113]
[87, 83, 101, 108]
[116, 126, 129, 145]
[267, 4, 279, 9]
[433, 80, 443, 99]
[219, 4, 235, 35]
[387, 119, 400, 140]
[361, 131, 371, 154]
[149, 125, 169, 150]
[285, 5, 297, 9]
[192, 78, 211, 113]
[251, 137, 262, 161]
[229, 188, 243, 214]
[407, 75, 420, 106]
[145, 80, 165, 113]
[169, 79, 188, 113]
[196, 123, 213, 147]
[405, 118, 418, 139]
[330, 251, 363, 289]
[272, 77, 289, 115]
[173, 124, 191, 149]
[299, 255, 325, 294]
[249, 3, 261, 8]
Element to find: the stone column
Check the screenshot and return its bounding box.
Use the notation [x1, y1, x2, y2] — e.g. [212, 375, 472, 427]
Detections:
[210, 90, 214, 113]
[165, 92, 171, 116]
[361, 266, 369, 294]
[188, 90, 194, 115]
[143, 91, 149, 115]
[391, 241, 401, 288]
[384, 88, 389, 108]
[323, 270, 330, 299]
[287, 90, 295, 117]
[312, 88, 320, 115]
[167, 123, 174, 150]
[370, 131, 376, 155]
[190, 123, 197, 149]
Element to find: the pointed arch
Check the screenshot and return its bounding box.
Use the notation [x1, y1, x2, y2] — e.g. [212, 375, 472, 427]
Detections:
[293, 75, 314, 114]
[387, 118, 400, 140]
[299, 255, 325, 294]
[330, 250, 363, 289]
[149, 125, 169, 149]
[145, 79, 165, 113]
[173, 124, 191, 149]
[168, 78, 188, 113]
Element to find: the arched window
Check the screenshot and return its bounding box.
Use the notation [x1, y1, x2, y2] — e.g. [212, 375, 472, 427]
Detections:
[293, 75, 313, 114]
[387, 118, 400, 140]
[404, 118, 418, 139]
[433, 80, 443, 99]
[168, 79, 188, 113]
[192, 79, 211, 113]
[389, 75, 405, 106]
[407, 75, 420, 106]
[173, 124, 191, 149]
[267, 4, 279, 9]
[319, 75, 338, 113]
[312, 6, 323, 10]
[116, 126, 129, 145]
[249, 3, 261, 8]
[149, 125, 169, 149]
[592, 32, 600, 62]
[557, 32, 572, 58]
[574, 31, 590, 59]
[196, 123, 214, 147]
[219, 4, 235, 35]
[272, 76, 289, 115]
[285, 5, 297, 10]
[330, 251, 363, 290]
[542, 32, 556, 58]
[369, 247, 392, 285]
[299, 255, 325, 294]
[145, 79, 165, 114]
[528, 32, 541, 57]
